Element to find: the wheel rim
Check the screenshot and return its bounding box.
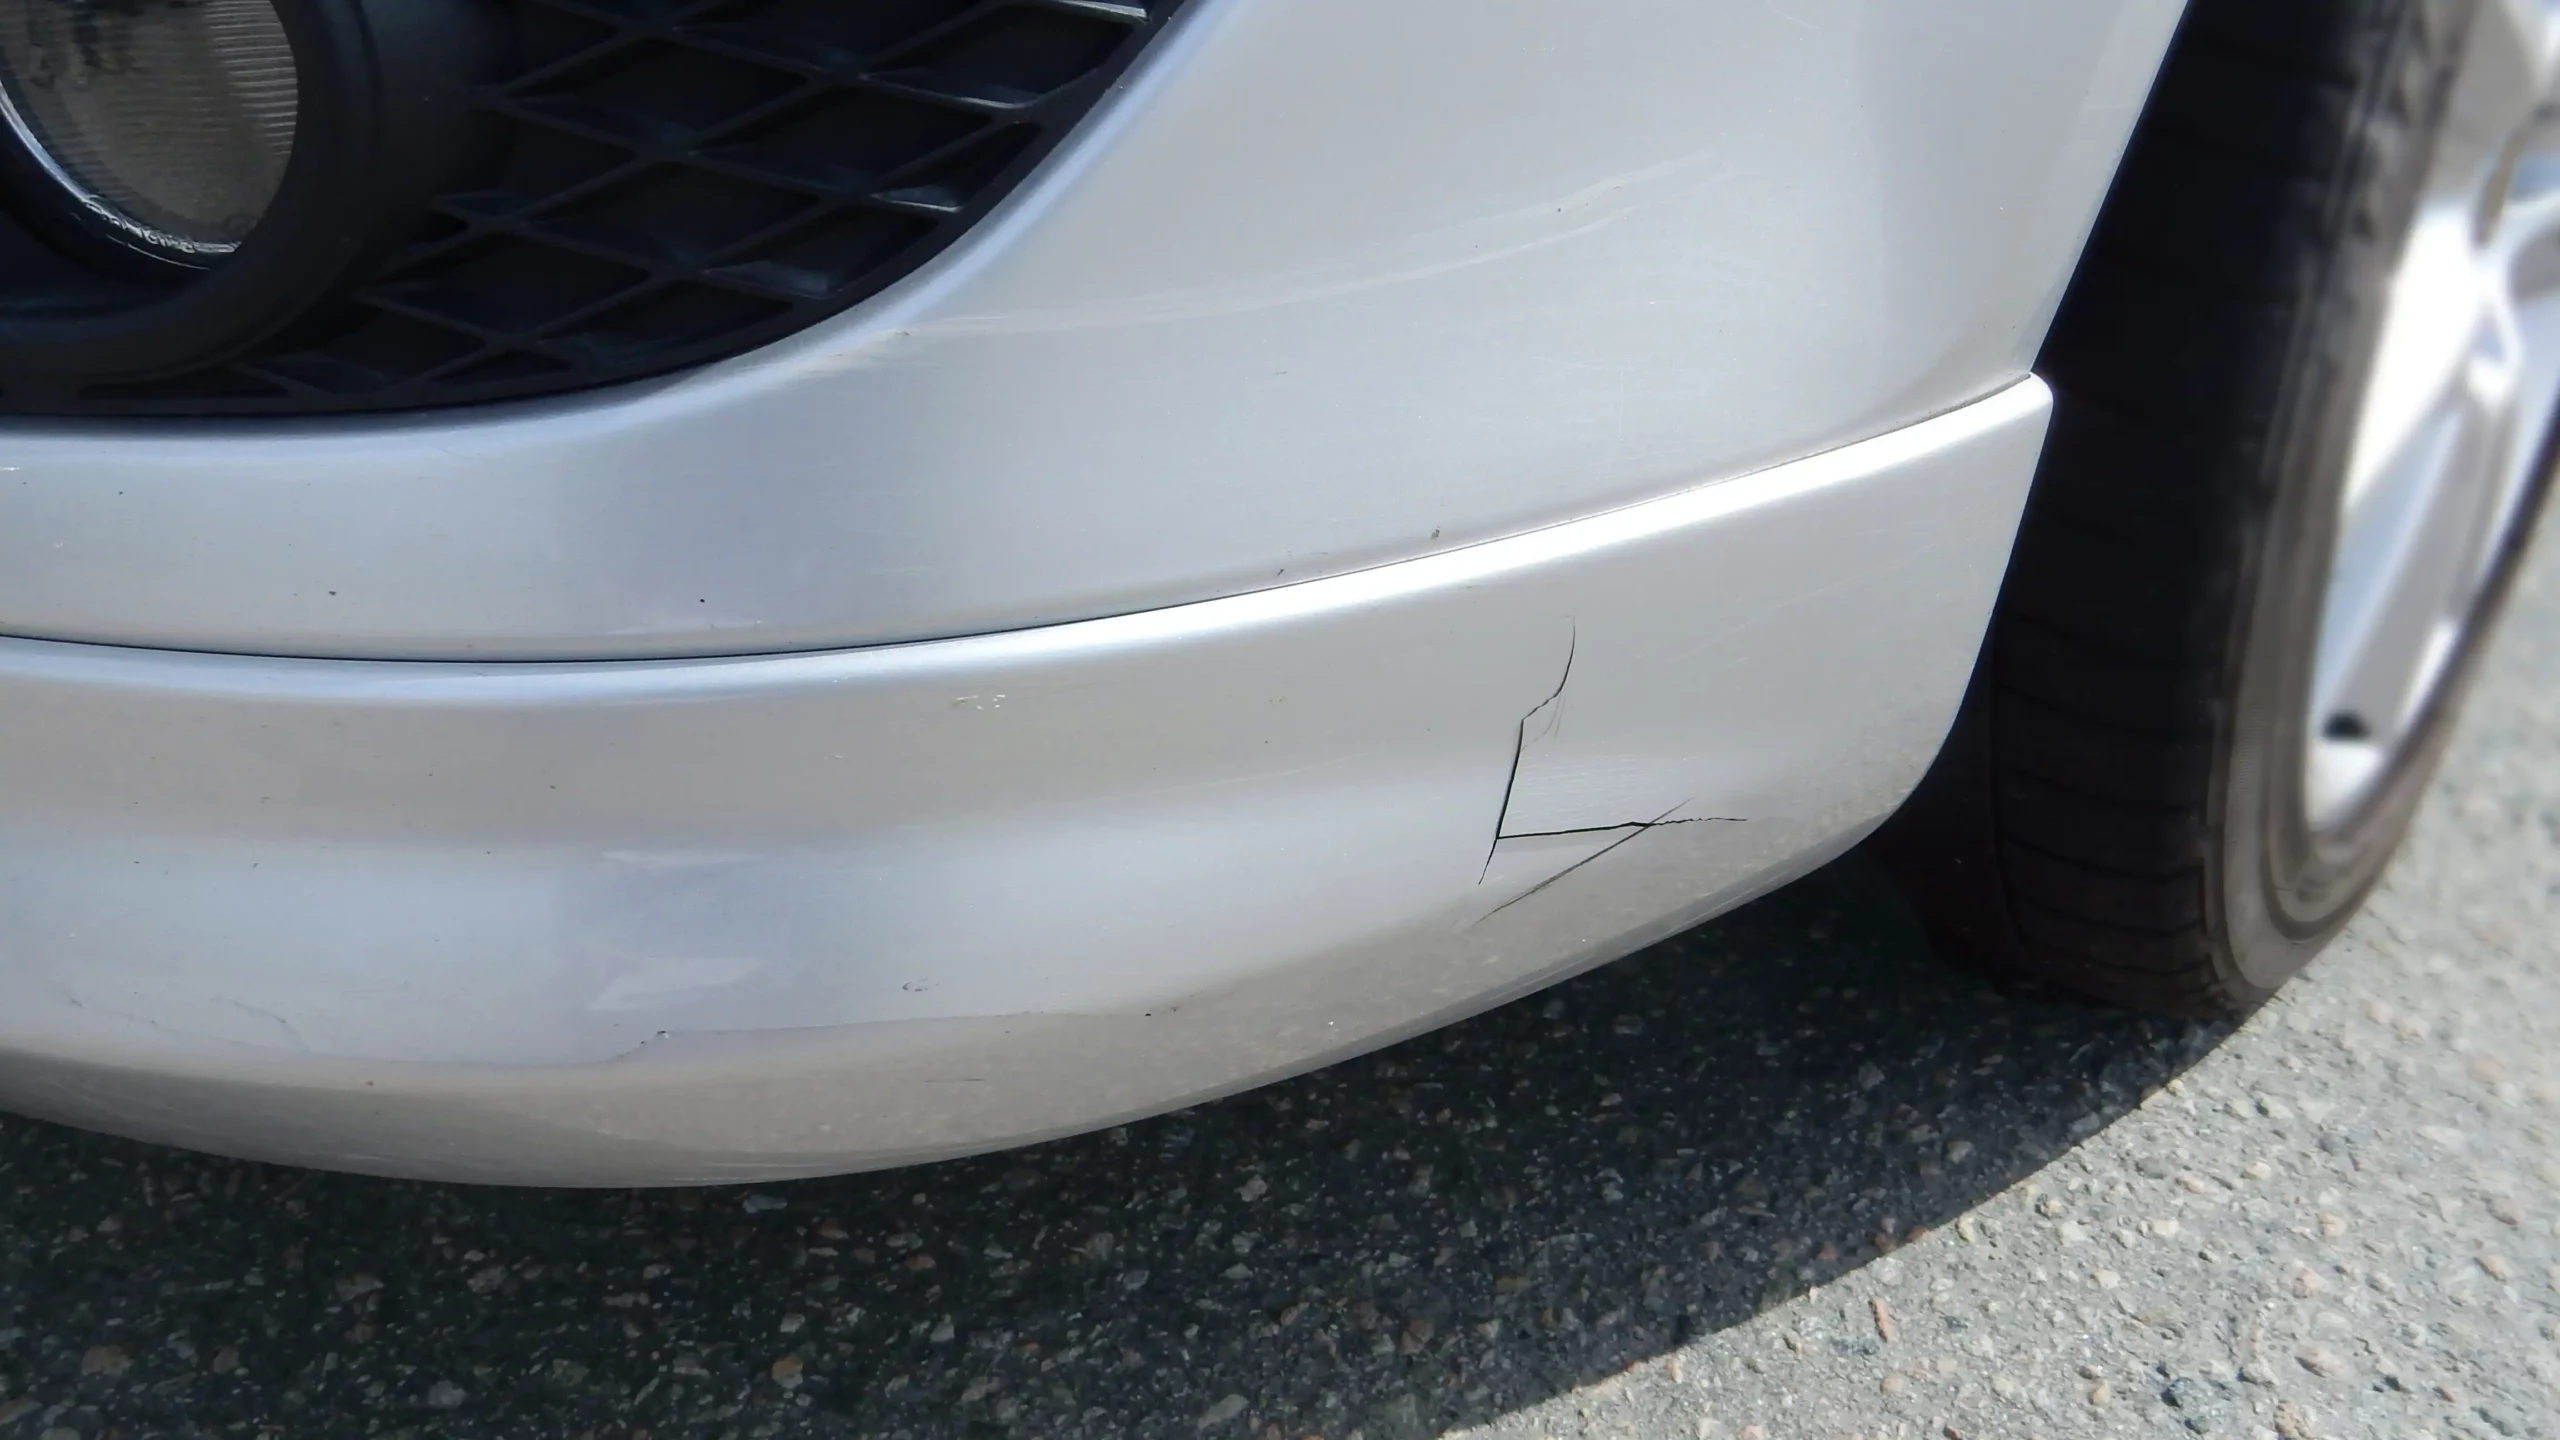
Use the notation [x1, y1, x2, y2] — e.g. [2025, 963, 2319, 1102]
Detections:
[2305, 0, 2560, 831]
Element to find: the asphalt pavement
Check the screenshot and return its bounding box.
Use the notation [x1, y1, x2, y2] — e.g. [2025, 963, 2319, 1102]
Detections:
[2, 529, 2556, 1440]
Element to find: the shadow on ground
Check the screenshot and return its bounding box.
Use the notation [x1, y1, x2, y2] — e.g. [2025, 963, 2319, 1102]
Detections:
[0, 856, 2229, 1440]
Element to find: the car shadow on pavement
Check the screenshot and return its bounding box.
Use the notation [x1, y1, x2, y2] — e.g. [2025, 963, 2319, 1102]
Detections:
[0, 855, 2231, 1440]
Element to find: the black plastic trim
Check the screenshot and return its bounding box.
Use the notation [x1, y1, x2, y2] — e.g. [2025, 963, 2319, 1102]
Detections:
[0, 0, 1186, 416]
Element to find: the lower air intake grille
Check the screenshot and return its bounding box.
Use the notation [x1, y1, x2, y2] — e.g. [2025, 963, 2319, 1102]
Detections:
[37, 0, 1182, 416]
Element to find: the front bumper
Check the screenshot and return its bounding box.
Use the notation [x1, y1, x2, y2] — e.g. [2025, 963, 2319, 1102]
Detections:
[0, 383, 2046, 1184]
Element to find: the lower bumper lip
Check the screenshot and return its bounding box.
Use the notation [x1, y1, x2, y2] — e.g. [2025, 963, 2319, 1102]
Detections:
[0, 382, 2048, 1184]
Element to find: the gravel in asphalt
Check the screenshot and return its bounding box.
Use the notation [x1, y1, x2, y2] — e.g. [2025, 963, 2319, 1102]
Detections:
[1, 541, 2556, 1440]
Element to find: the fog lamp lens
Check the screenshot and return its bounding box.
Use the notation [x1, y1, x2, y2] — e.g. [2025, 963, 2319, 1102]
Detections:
[0, 0, 297, 259]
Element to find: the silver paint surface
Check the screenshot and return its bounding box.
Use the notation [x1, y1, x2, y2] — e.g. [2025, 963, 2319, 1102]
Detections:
[0, 385, 2046, 1182]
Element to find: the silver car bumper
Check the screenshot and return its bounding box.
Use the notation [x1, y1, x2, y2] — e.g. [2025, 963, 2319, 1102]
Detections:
[0, 383, 2044, 1182]
[0, 0, 2187, 1180]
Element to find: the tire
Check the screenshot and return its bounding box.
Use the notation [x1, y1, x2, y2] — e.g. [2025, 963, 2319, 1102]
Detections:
[1871, 0, 2556, 1017]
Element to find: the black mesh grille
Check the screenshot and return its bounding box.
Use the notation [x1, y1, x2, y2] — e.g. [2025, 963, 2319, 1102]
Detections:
[37, 0, 1182, 416]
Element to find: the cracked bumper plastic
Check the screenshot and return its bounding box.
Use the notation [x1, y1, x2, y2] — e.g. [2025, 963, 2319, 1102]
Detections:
[0, 383, 2048, 1184]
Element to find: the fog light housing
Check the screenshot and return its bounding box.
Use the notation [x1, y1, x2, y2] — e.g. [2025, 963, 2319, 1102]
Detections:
[0, 0, 493, 396]
[0, 0, 300, 264]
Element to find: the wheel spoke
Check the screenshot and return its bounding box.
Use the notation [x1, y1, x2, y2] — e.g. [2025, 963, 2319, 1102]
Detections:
[2324, 414, 2499, 730]
[2344, 206, 2495, 514]
[2313, 382, 2486, 749]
